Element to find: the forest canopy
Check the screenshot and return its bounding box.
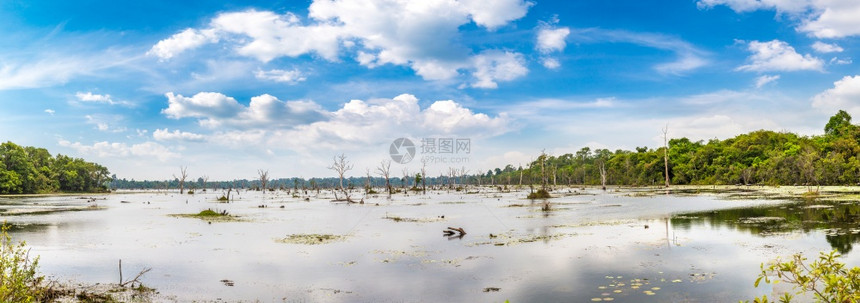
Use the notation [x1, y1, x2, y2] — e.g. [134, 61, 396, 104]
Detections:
[0, 141, 109, 194]
[486, 110, 860, 187]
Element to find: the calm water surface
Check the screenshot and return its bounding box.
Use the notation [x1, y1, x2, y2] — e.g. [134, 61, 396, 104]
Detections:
[1, 188, 858, 302]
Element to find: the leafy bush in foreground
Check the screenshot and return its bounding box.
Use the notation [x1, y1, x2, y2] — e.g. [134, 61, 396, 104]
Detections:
[745, 250, 860, 303]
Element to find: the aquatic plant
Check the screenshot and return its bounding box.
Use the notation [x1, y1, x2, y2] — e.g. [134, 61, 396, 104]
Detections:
[527, 188, 551, 199]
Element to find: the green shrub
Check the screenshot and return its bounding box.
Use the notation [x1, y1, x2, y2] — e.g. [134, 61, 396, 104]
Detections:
[0, 224, 45, 302]
[744, 250, 860, 303]
[527, 189, 551, 199]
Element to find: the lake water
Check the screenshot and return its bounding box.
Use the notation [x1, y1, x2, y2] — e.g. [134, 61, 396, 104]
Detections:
[1, 187, 858, 302]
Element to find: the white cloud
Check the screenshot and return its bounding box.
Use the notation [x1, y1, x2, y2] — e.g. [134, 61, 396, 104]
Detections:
[84, 114, 126, 133]
[162, 92, 326, 128]
[470, 50, 528, 89]
[541, 58, 561, 69]
[152, 128, 206, 142]
[149, 1, 533, 88]
[44, 109, 55, 115]
[830, 57, 852, 65]
[74, 91, 132, 106]
[146, 28, 218, 60]
[0, 56, 113, 90]
[811, 75, 860, 115]
[755, 74, 780, 87]
[58, 140, 179, 162]
[458, 0, 532, 30]
[537, 27, 570, 53]
[799, 1, 860, 38]
[572, 28, 709, 74]
[169, 93, 511, 154]
[812, 41, 843, 53]
[699, 0, 860, 39]
[254, 68, 307, 84]
[736, 40, 823, 72]
[697, 0, 810, 13]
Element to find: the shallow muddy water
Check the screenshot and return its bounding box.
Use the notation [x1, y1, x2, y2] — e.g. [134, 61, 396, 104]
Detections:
[2, 187, 859, 302]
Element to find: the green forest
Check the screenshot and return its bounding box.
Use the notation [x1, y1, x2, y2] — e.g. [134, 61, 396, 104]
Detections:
[0, 141, 110, 194]
[487, 110, 860, 187]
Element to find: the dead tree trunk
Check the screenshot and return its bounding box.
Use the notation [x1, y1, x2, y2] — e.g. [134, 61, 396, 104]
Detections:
[328, 154, 354, 202]
[174, 166, 188, 194]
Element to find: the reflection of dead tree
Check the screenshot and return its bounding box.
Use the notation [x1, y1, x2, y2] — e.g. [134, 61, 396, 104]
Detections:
[328, 154, 354, 202]
[258, 169, 269, 192]
[174, 166, 188, 194]
[377, 159, 392, 198]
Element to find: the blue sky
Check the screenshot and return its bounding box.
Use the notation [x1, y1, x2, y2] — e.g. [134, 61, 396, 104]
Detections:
[1, 0, 859, 180]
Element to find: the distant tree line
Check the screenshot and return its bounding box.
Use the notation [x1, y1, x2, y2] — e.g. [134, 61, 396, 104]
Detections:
[0, 142, 110, 194]
[484, 110, 860, 187]
[112, 110, 860, 191]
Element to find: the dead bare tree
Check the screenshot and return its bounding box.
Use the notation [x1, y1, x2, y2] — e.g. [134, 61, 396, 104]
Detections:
[174, 166, 188, 194]
[377, 159, 392, 198]
[662, 124, 670, 188]
[420, 158, 427, 194]
[201, 175, 209, 192]
[598, 159, 607, 190]
[328, 154, 354, 202]
[401, 167, 409, 190]
[365, 168, 372, 194]
[258, 169, 269, 192]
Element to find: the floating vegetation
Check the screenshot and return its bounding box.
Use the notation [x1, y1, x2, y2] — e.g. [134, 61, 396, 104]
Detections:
[738, 217, 786, 224]
[469, 232, 577, 246]
[170, 208, 241, 222]
[278, 234, 347, 245]
[382, 214, 445, 223]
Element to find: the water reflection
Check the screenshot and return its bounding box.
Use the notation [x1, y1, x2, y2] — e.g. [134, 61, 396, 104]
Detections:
[672, 200, 860, 253]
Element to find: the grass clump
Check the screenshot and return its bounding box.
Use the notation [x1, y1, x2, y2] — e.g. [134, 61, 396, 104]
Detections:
[527, 189, 551, 199]
[171, 208, 240, 222]
[196, 208, 229, 217]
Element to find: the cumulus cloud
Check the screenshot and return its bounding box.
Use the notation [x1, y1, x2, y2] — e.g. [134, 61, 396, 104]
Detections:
[149, 0, 533, 88]
[812, 41, 843, 53]
[755, 74, 780, 87]
[58, 140, 179, 162]
[536, 22, 569, 69]
[698, 0, 860, 38]
[537, 27, 570, 53]
[152, 128, 206, 142]
[470, 50, 528, 89]
[44, 109, 55, 115]
[162, 92, 326, 128]
[254, 68, 307, 83]
[268, 93, 511, 151]
[736, 40, 823, 72]
[146, 28, 219, 60]
[160, 92, 511, 153]
[541, 58, 561, 69]
[812, 75, 860, 115]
